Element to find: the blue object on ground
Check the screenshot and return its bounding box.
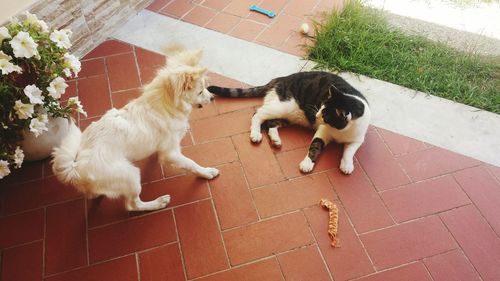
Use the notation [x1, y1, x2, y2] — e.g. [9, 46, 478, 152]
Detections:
[249, 4, 276, 18]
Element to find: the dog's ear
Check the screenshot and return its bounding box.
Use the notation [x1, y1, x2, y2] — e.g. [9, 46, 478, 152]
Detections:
[180, 49, 203, 67]
[181, 67, 207, 91]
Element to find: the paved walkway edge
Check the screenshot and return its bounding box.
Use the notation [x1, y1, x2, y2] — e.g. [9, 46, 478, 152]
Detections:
[113, 10, 500, 167]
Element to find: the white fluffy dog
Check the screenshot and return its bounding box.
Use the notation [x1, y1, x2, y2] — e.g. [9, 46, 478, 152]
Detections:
[52, 47, 218, 211]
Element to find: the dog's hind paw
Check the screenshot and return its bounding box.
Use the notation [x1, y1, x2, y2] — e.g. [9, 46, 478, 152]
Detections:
[198, 167, 220, 179]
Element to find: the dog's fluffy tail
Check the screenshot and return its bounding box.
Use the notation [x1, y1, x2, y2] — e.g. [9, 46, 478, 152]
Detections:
[52, 120, 82, 185]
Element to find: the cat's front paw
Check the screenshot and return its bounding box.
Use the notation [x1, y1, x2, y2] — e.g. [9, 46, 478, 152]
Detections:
[197, 167, 220, 179]
[299, 157, 315, 173]
[339, 158, 354, 174]
[250, 130, 263, 143]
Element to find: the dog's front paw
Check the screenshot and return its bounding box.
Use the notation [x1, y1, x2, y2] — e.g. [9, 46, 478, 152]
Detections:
[340, 158, 354, 174]
[155, 195, 171, 209]
[299, 157, 315, 173]
[198, 167, 220, 179]
[250, 130, 262, 143]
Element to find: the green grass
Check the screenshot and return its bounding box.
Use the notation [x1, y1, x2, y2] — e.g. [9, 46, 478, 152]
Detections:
[307, 0, 500, 113]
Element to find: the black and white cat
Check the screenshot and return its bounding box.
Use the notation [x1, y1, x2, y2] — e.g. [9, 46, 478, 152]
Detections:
[207, 71, 371, 174]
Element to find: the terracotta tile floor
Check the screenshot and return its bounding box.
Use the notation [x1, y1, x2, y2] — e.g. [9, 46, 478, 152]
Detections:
[2, 1, 500, 280]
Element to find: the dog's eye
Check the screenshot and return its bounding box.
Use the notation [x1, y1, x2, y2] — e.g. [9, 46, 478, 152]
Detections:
[198, 91, 203, 95]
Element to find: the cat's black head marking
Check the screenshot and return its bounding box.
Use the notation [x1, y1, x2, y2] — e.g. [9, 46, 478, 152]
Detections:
[321, 84, 365, 130]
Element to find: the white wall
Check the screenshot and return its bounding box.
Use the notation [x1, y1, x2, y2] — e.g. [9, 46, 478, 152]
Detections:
[0, 0, 37, 25]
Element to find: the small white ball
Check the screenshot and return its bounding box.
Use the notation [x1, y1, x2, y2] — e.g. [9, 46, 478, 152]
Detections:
[300, 23, 309, 35]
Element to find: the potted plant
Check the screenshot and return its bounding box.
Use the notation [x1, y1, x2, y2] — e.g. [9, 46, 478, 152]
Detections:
[0, 12, 86, 179]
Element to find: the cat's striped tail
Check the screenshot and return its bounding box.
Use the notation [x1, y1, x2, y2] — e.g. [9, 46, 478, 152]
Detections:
[207, 85, 267, 98]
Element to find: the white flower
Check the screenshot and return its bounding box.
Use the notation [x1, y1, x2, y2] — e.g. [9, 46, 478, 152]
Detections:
[63, 53, 81, 77]
[10, 31, 39, 59]
[0, 160, 11, 179]
[29, 114, 49, 137]
[24, 11, 49, 33]
[68, 97, 87, 117]
[47, 77, 68, 99]
[0, 26, 11, 43]
[0, 51, 22, 75]
[24, 84, 44, 104]
[50, 29, 72, 49]
[14, 100, 34, 119]
[14, 147, 24, 168]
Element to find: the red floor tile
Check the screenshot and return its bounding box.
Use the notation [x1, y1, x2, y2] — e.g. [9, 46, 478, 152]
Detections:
[83, 40, 133, 59]
[440, 205, 500, 281]
[1, 176, 81, 215]
[45, 255, 138, 281]
[304, 204, 374, 280]
[209, 163, 259, 230]
[214, 95, 262, 115]
[284, 0, 319, 17]
[486, 164, 500, 181]
[223, 211, 314, 266]
[182, 137, 238, 167]
[257, 14, 302, 47]
[45, 199, 88, 274]
[189, 101, 219, 120]
[135, 47, 165, 69]
[328, 164, 394, 233]
[252, 173, 336, 218]
[229, 19, 266, 41]
[232, 133, 285, 188]
[87, 197, 135, 228]
[141, 174, 210, 208]
[453, 166, 500, 236]
[182, 5, 217, 26]
[146, 0, 172, 12]
[190, 108, 254, 143]
[160, 0, 195, 18]
[77, 74, 112, 118]
[106, 53, 141, 92]
[202, 0, 232, 10]
[423, 249, 481, 281]
[377, 128, 428, 156]
[277, 245, 331, 281]
[139, 65, 162, 85]
[276, 144, 343, 179]
[88, 210, 176, 262]
[112, 88, 142, 109]
[270, 126, 313, 152]
[398, 147, 481, 181]
[223, 0, 254, 17]
[380, 175, 470, 222]
[196, 257, 283, 281]
[139, 243, 185, 281]
[1, 160, 43, 186]
[1, 241, 43, 281]
[355, 262, 432, 281]
[205, 12, 241, 34]
[0, 209, 44, 249]
[360, 216, 457, 270]
[175, 200, 229, 279]
[356, 128, 411, 190]
[79, 58, 106, 78]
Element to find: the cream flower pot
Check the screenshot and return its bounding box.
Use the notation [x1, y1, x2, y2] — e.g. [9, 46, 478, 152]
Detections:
[21, 117, 70, 161]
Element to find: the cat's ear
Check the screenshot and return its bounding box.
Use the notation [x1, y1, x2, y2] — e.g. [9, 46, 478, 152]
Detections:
[328, 84, 343, 98]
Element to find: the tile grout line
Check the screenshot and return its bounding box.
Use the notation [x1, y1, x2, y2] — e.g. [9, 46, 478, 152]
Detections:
[300, 207, 335, 281]
[437, 213, 486, 281]
[450, 172, 500, 240]
[205, 185, 232, 269]
[172, 203, 194, 281]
